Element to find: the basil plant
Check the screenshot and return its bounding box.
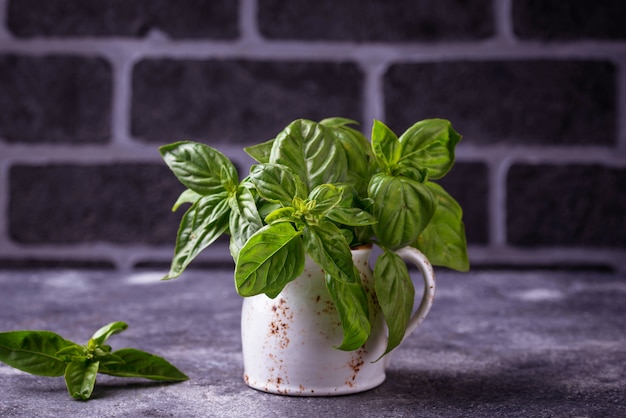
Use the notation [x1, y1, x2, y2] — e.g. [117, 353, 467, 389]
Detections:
[160, 117, 468, 355]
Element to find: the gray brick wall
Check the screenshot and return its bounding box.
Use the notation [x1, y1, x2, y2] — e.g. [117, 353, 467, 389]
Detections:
[0, 0, 624, 272]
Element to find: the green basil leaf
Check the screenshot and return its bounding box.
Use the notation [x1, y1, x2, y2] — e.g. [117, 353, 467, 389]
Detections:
[414, 182, 469, 271]
[303, 223, 356, 284]
[368, 173, 436, 250]
[0, 331, 76, 376]
[244, 138, 274, 163]
[235, 223, 305, 297]
[334, 126, 373, 195]
[159, 141, 238, 195]
[91, 322, 128, 346]
[249, 163, 306, 205]
[164, 193, 230, 280]
[325, 273, 370, 351]
[64, 360, 99, 400]
[308, 184, 343, 217]
[398, 119, 461, 180]
[92, 350, 125, 366]
[319, 117, 360, 127]
[56, 345, 87, 362]
[374, 251, 415, 358]
[99, 348, 188, 381]
[271, 119, 348, 191]
[264, 207, 296, 225]
[326, 206, 377, 227]
[171, 189, 202, 212]
[228, 186, 264, 261]
[371, 119, 401, 172]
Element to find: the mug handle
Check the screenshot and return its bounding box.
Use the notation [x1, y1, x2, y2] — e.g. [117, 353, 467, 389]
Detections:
[393, 246, 436, 343]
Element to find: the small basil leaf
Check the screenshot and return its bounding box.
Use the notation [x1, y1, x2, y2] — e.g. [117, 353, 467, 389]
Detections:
[264, 207, 296, 225]
[0, 331, 77, 377]
[171, 189, 202, 212]
[91, 322, 128, 346]
[56, 345, 86, 362]
[92, 350, 125, 366]
[308, 184, 343, 217]
[371, 119, 401, 172]
[164, 193, 231, 280]
[374, 251, 415, 358]
[303, 223, 356, 284]
[414, 182, 469, 271]
[398, 118, 461, 180]
[319, 117, 360, 127]
[228, 186, 264, 261]
[235, 223, 305, 297]
[99, 348, 188, 381]
[325, 206, 377, 227]
[159, 141, 238, 196]
[325, 272, 370, 351]
[271, 119, 348, 191]
[65, 360, 99, 400]
[244, 138, 274, 163]
[249, 164, 306, 205]
[369, 173, 436, 250]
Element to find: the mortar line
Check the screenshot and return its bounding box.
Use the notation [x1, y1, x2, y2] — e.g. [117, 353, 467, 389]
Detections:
[493, 0, 515, 42]
[361, 60, 389, 127]
[490, 155, 512, 247]
[239, 0, 261, 43]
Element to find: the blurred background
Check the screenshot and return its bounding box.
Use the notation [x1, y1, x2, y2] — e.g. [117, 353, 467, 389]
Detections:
[0, 0, 624, 273]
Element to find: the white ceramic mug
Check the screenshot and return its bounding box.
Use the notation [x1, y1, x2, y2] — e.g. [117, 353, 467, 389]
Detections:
[240, 245, 436, 396]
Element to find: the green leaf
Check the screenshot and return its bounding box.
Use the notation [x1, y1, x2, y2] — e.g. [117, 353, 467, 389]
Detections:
[159, 141, 238, 195]
[368, 173, 436, 250]
[91, 322, 127, 346]
[264, 207, 296, 224]
[374, 251, 415, 357]
[164, 193, 230, 280]
[271, 119, 348, 192]
[228, 186, 264, 261]
[398, 119, 461, 180]
[235, 223, 305, 298]
[319, 117, 359, 128]
[303, 222, 357, 284]
[249, 163, 306, 205]
[308, 184, 343, 217]
[371, 119, 401, 172]
[171, 189, 202, 212]
[325, 273, 370, 351]
[99, 348, 188, 381]
[320, 118, 373, 194]
[0, 331, 76, 376]
[414, 182, 469, 271]
[64, 360, 99, 400]
[244, 138, 274, 163]
[326, 206, 377, 227]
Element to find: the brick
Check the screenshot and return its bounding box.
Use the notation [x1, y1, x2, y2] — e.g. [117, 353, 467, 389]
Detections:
[131, 59, 363, 143]
[513, 0, 626, 40]
[437, 162, 489, 245]
[0, 55, 112, 144]
[507, 164, 626, 248]
[9, 164, 185, 244]
[7, 0, 238, 39]
[258, 0, 494, 41]
[384, 60, 616, 146]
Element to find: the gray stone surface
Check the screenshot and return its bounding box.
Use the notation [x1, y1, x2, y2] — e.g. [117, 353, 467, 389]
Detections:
[0, 269, 624, 417]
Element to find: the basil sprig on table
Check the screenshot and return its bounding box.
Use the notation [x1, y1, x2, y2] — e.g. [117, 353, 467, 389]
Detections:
[0, 322, 188, 400]
[160, 117, 468, 354]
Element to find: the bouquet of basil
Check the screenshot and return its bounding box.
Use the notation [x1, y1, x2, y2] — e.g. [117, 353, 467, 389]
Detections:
[160, 117, 468, 354]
